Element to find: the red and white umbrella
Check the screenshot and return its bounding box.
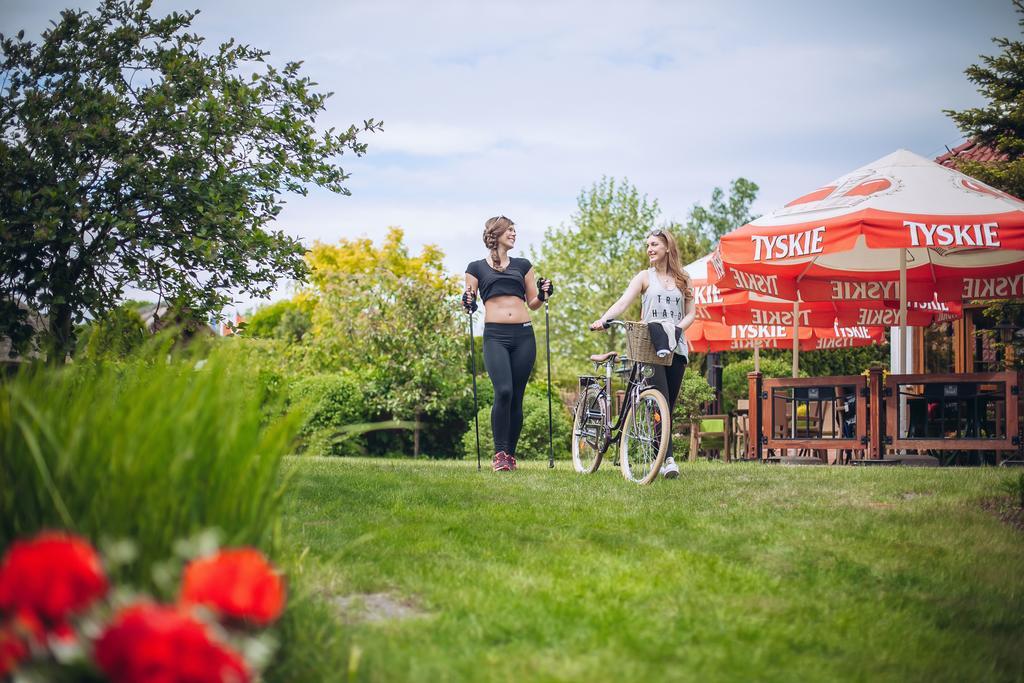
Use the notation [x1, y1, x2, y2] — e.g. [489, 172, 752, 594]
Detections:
[690, 253, 836, 324]
[709, 149, 1024, 370]
[687, 319, 885, 353]
[689, 253, 959, 328]
[685, 254, 887, 358]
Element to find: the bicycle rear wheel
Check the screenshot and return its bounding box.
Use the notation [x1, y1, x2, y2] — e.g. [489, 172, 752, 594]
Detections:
[619, 387, 670, 485]
[572, 384, 606, 473]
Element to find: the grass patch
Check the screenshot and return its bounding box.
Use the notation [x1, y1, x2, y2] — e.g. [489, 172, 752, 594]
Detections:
[280, 458, 1024, 682]
[0, 354, 298, 590]
[0, 353, 339, 680]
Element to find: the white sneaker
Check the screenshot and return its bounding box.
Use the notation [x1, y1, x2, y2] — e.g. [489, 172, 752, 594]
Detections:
[661, 456, 680, 479]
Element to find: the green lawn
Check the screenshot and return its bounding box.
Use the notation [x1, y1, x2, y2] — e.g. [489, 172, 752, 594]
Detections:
[279, 457, 1024, 682]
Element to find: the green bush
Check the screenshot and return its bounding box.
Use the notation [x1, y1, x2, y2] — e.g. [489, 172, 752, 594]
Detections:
[288, 372, 369, 456]
[797, 344, 890, 378]
[350, 363, 472, 458]
[462, 383, 572, 460]
[418, 394, 474, 459]
[672, 433, 690, 460]
[208, 337, 302, 418]
[245, 299, 312, 342]
[675, 369, 717, 425]
[78, 304, 147, 361]
[0, 350, 300, 591]
[721, 356, 796, 414]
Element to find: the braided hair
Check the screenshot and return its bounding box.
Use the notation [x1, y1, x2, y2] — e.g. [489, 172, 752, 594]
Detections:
[483, 216, 514, 270]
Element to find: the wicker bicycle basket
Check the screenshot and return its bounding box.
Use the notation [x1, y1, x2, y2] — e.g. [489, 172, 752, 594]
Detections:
[624, 321, 672, 366]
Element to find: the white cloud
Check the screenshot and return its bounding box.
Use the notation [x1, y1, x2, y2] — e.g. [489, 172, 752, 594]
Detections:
[371, 122, 500, 156]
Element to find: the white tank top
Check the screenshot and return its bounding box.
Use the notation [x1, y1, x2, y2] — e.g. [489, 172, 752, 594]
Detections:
[641, 268, 689, 357]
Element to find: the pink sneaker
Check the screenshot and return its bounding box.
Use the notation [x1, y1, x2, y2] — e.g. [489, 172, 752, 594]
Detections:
[492, 451, 511, 472]
[507, 453, 517, 471]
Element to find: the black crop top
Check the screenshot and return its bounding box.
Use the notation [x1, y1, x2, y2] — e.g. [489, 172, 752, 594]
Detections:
[466, 257, 533, 302]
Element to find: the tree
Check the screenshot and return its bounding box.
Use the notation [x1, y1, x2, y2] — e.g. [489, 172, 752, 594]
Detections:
[945, 1, 1024, 366]
[305, 227, 446, 292]
[685, 178, 760, 250]
[303, 227, 452, 365]
[530, 177, 759, 381]
[305, 228, 466, 456]
[530, 178, 675, 379]
[0, 0, 381, 362]
[944, 0, 1024, 199]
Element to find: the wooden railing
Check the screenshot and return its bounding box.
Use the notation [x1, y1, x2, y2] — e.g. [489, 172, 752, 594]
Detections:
[759, 375, 868, 458]
[883, 371, 1019, 455]
[740, 369, 1021, 463]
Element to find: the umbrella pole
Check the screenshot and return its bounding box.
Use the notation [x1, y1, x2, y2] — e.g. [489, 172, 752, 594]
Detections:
[754, 346, 760, 373]
[792, 300, 800, 378]
[899, 248, 908, 374]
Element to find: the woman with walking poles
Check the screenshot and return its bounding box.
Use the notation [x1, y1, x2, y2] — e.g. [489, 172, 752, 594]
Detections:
[463, 216, 553, 472]
[590, 228, 695, 479]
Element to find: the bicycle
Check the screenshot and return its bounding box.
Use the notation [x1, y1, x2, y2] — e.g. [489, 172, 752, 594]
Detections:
[571, 320, 671, 485]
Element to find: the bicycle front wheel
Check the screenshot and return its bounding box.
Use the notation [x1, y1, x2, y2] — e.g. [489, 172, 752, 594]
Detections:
[619, 387, 670, 485]
[572, 383, 606, 473]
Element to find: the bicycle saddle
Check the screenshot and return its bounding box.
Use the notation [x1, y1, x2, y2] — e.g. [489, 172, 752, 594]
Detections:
[589, 351, 618, 363]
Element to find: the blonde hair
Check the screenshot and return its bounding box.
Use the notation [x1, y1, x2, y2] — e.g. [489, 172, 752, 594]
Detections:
[649, 229, 693, 300]
[483, 216, 515, 270]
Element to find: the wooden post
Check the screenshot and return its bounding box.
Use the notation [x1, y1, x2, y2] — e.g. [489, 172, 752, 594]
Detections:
[868, 367, 883, 460]
[724, 416, 732, 462]
[689, 420, 698, 462]
[747, 371, 762, 461]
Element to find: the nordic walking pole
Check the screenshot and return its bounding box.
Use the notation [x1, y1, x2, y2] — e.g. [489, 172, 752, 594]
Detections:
[544, 296, 554, 469]
[467, 307, 481, 471]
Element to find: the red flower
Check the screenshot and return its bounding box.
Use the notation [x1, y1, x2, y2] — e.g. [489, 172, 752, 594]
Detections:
[95, 603, 250, 683]
[0, 531, 108, 628]
[0, 610, 44, 677]
[181, 549, 285, 626]
[0, 626, 28, 678]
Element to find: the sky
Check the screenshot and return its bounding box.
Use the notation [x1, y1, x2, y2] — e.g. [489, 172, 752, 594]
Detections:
[2, 0, 1020, 313]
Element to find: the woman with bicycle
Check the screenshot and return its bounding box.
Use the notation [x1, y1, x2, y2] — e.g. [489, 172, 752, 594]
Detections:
[589, 228, 695, 479]
[462, 216, 553, 472]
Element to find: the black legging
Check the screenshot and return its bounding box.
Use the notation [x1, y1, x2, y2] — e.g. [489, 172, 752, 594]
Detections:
[648, 353, 687, 459]
[483, 322, 536, 455]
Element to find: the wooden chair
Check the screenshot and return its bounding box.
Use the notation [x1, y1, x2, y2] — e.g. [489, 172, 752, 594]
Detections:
[689, 415, 732, 462]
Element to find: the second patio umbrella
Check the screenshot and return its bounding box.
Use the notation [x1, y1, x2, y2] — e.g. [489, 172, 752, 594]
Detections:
[686, 319, 885, 353]
[687, 254, 889, 371]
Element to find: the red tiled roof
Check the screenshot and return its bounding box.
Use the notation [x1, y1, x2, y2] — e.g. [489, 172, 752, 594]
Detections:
[935, 139, 1010, 167]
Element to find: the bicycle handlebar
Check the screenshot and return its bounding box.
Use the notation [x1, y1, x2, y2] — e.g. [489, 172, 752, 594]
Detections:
[593, 319, 625, 331]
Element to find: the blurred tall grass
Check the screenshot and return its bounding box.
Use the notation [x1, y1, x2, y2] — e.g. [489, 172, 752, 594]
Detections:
[0, 340, 301, 590]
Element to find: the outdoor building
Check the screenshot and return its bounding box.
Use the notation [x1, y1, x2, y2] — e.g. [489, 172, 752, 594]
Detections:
[219, 313, 246, 337]
[915, 308, 1018, 373]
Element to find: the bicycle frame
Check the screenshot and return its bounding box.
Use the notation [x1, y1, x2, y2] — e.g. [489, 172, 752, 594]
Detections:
[582, 355, 654, 457]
